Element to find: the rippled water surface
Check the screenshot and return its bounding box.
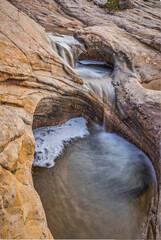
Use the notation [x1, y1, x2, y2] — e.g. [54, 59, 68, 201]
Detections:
[33, 119, 156, 239]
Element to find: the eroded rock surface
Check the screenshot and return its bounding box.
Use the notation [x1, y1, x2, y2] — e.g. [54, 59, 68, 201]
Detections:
[0, 0, 161, 239]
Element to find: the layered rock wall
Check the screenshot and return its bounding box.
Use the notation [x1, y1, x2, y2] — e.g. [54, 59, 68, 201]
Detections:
[0, 0, 161, 239]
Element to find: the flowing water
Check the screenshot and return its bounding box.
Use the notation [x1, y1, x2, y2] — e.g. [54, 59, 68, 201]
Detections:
[48, 33, 115, 129]
[76, 60, 113, 101]
[48, 33, 114, 102]
[32, 33, 157, 239]
[48, 34, 84, 68]
[33, 118, 156, 239]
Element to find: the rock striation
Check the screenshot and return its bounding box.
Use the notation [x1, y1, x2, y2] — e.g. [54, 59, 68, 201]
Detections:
[0, 0, 161, 239]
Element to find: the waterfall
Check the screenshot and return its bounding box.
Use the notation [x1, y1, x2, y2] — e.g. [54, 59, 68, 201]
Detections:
[49, 33, 115, 130]
[48, 33, 84, 68]
[75, 60, 115, 131]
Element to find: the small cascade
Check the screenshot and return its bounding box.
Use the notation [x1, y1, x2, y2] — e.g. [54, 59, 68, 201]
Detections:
[75, 60, 115, 130]
[75, 60, 113, 99]
[48, 33, 84, 68]
[48, 33, 115, 130]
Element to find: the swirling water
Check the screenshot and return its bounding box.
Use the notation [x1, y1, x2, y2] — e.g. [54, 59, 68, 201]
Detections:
[33, 118, 156, 239]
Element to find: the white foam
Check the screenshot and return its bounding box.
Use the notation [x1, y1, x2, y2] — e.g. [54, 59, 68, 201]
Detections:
[33, 117, 89, 168]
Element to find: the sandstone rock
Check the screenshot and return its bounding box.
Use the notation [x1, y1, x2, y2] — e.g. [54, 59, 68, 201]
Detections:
[0, 0, 161, 239]
[8, 0, 84, 29]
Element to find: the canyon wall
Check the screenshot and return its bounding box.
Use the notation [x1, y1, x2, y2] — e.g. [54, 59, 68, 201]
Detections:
[0, 0, 161, 239]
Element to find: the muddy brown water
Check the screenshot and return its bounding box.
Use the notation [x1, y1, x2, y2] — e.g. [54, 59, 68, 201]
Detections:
[32, 122, 156, 239]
